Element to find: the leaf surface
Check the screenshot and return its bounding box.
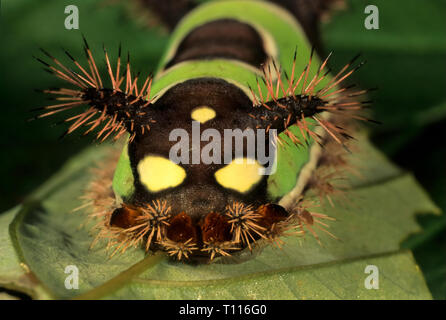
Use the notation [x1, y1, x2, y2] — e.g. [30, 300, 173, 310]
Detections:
[1, 134, 439, 299]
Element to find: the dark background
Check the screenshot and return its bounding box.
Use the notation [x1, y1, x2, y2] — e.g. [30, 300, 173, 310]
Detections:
[0, 0, 445, 298]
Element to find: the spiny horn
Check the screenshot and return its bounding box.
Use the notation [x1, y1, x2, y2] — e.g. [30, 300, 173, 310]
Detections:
[32, 38, 156, 142]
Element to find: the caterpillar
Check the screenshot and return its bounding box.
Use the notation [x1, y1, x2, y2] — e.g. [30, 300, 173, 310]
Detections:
[33, 0, 376, 262]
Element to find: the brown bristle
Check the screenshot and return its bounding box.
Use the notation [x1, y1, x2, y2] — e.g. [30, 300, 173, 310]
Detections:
[292, 200, 338, 244]
[225, 202, 266, 250]
[159, 239, 198, 260]
[306, 170, 350, 207]
[131, 200, 172, 251]
[202, 241, 239, 261]
[255, 203, 301, 247]
[34, 40, 154, 142]
[250, 51, 376, 148]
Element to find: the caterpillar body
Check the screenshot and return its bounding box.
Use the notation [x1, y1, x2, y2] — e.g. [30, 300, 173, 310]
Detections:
[35, 0, 375, 261]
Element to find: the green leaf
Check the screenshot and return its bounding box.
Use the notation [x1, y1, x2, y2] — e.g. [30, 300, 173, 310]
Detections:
[8, 144, 147, 299]
[0, 133, 439, 299]
[0, 206, 50, 299]
[106, 251, 431, 300]
[0, 207, 24, 281]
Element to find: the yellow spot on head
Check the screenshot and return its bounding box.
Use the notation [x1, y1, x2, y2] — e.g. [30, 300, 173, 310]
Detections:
[215, 158, 264, 193]
[137, 156, 186, 192]
[191, 106, 216, 123]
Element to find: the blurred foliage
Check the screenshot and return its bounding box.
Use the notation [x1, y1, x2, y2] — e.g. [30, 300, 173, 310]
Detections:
[321, 0, 446, 299]
[0, 0, 445, 298]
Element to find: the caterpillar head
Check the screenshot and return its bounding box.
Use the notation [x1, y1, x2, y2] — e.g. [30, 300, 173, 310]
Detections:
[35, 40, 373, 261]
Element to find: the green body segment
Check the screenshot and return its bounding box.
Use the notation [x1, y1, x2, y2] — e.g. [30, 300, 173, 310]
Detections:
[112, 144, 134, 201]
[113, 0, 333, 201]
